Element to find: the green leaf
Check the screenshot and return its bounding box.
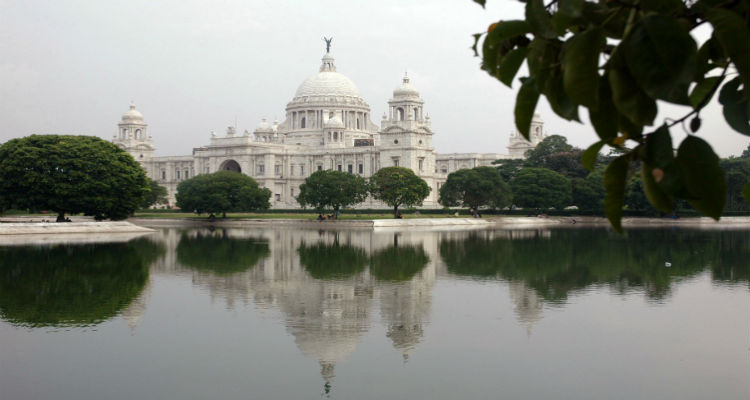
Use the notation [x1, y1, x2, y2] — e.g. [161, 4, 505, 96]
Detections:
[558, 0, 584, 18]
[643, 125, 673, 169]
[562, 28, 603, 108]
[471, 33, 482, 57]
[707, 9, 750, 92]
[526, 0, 556, 39]
[641, 163, 674, 213]
[689, 76, 724, 109]
[589, 75, 618, 142]
[604, 155, 629, 233]
[544, 70, 580, 121]
[472, 0, 486, 8]
[526, 37, 557, 92]
[582, 141, 605, 171]
[515, 77, 540, 140]
[640, 0, 684, 13]
[485, 20, 532, 47]
[498, 47, 529, 87]
[609, 64, 657, 126]
[622, 15, 696, 105]
[675, 136, 726, 220]
[718, 77, 750, 136]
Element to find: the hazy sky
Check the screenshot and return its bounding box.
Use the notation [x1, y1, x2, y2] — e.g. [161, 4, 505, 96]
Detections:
[1, 0, 748, 157]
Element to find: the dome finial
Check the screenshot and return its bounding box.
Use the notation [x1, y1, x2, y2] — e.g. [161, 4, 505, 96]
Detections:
[323, 36, 333, 53]
[403, 71, 409, 84]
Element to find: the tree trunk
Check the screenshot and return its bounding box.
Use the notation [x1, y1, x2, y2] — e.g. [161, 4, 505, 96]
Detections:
[393, 205, 399, 218]
[222, 211, 226, 219]
[56, 212, 65, 222]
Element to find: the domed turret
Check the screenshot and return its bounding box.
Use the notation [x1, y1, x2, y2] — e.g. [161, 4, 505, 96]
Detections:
[255, 118, 273, 133]
[393, 73, 420, 99]
[121, 102, 145, 123]
[113, 102, 154, 163]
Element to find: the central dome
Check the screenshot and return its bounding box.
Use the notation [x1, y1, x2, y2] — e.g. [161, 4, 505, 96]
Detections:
[295, 72, 360, 98]
[294, 53, 360, 99]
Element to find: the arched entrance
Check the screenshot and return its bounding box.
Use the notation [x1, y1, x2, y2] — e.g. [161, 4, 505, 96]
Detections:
[219, 159, 241, 173]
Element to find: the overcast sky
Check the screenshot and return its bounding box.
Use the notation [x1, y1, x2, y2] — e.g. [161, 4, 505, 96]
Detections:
[1, 0, 747, 157]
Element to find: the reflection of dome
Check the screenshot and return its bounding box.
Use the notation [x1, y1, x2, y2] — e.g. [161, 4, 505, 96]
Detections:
[294, 54, 361, 98]
[393, 74, 419, 99]
[508, 280, 544, 336]
[121, 103, 144, 123]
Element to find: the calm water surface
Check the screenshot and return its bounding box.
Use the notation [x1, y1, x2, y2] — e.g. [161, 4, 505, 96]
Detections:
[1, 226, 748, 399]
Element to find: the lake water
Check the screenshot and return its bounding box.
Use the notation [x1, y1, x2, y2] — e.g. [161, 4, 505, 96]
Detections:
[1, 225, 748, 400]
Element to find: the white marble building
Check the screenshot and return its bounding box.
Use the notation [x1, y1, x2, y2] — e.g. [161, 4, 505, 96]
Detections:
[113, 50, 546, 208]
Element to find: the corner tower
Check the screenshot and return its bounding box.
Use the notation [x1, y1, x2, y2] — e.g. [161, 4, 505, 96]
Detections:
[507, 113, 545, 158]
[379, 74, 434, 174]
[113, 102, 154, 164]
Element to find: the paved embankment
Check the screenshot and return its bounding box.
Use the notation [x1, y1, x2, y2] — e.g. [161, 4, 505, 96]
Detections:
[0, 221, 155, 235]
[128, 216, 749, 230]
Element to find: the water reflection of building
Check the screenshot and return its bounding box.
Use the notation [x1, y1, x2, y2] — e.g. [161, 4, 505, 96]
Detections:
[120, 278, 153, 334]
[150, 227, 439, 387]
[379, 276, 434, 360]
[507, 281, 543, 336]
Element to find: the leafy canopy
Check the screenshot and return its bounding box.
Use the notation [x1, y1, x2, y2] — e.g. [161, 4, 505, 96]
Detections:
[175, 171, 270, 215]
[439, 166, 513, 210]
[510, 167, 572, 209]
[141, 177, 169, 209]
[472, 0, 750, 231]
[0, 135, 149, 220]
[369, 167, 431, 216]
[296, 170, 369, 215]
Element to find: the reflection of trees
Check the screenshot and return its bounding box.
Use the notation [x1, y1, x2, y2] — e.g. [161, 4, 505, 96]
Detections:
[370, 245, 430, 282]
[440, 229, 749, 301]
[176, 231, 270, 275]
[297, 241, 369, 279]
[0, 238, 163, 327]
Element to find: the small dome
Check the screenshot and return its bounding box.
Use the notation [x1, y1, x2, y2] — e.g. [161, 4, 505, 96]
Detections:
[393, 74, 419, 99]
[255, 118, 273, 133]
[324, 115, 344, 129]
[121, 103, 144, 123]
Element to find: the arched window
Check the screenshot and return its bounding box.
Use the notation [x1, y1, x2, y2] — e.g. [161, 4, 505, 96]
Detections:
[356, 118, 360, 129]
[121, 129, 127, 139]
[333, 131, 338, 141]
[414, 107, 419, 120]
[397, 108, 404, 121]
[301, 117, 306, 129]
[135, 129, 141, 139]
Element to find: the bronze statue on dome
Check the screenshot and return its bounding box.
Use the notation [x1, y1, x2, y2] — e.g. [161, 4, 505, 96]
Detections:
[323, 37, 333, 53]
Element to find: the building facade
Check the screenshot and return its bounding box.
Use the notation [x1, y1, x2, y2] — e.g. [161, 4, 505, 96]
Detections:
[113, 50, 546, 208]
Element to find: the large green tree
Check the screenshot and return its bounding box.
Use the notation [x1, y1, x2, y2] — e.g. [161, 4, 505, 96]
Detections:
[510, 167, 572, 209]
[296, 170, 369, 217]
[472, 0, 750, 231]
[571, 167, 605, 212]
[141, 177, 169, 209]
[0, 135, 149, 221]
[175, 171, 270, 218]
[721, 156, 750, 212]
[439, 166, 512, 211]
[370, 167, 431, 217]
[492, 158, 525, 182]
[524, 135, 574, 167]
